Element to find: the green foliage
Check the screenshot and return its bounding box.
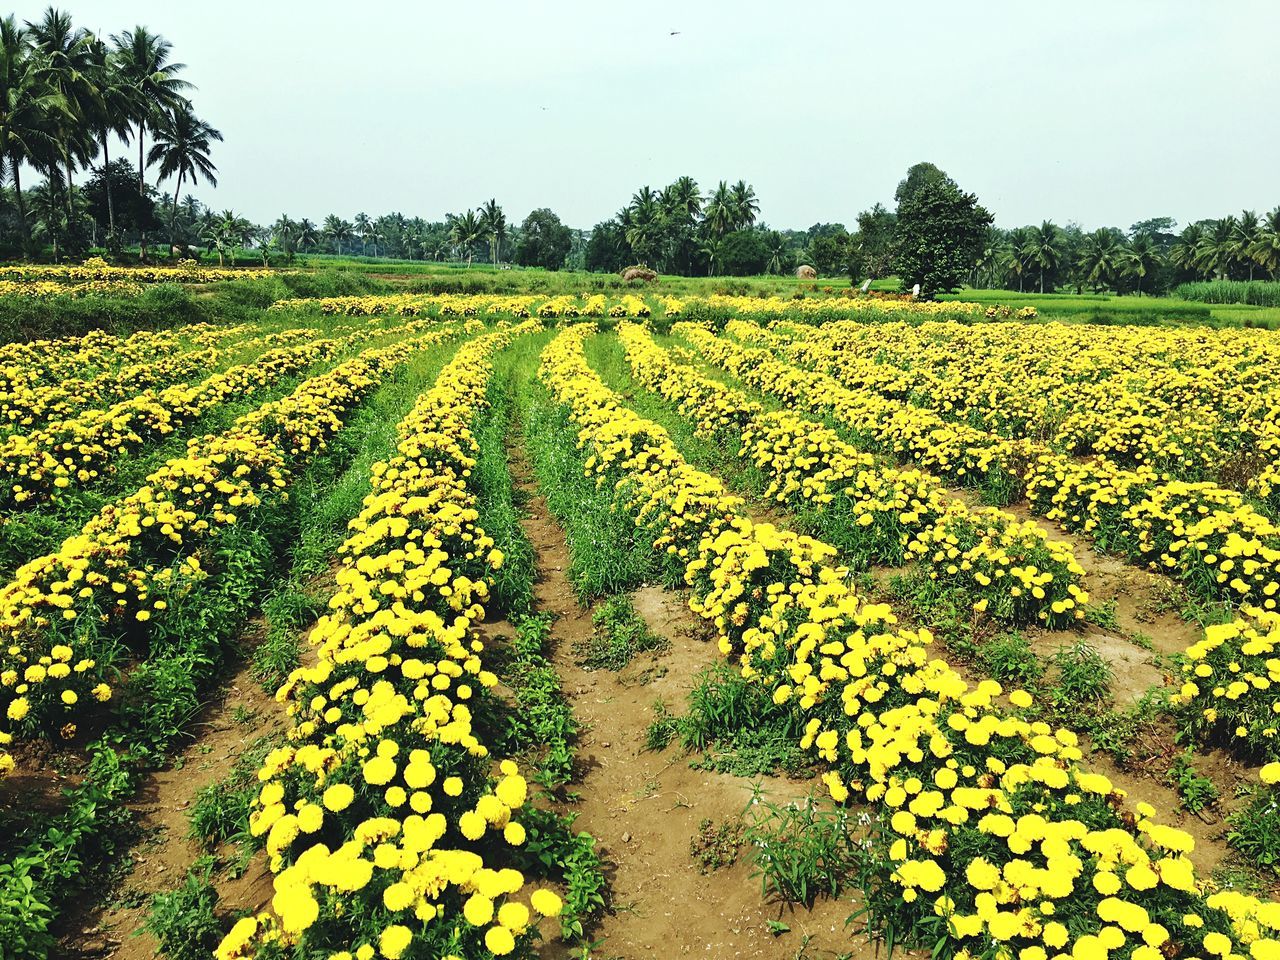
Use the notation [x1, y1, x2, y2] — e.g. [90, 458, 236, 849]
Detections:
[1168, 749, 1219, 813]
[690, 817, 746, 873]
[894, 167, 994, 296]
[1228, 785, 1280, 872]
[515, 208, 573, 271]
[504, 615, 578, 790]
[575, 594, 666, 671]
[677, 664, 813, 778]
[1175, 280, 1280, 307]
[473, 359, 536, 617]
[189, 737, 282, 856]
[0, 744, 136, 960]
[144, 863, 225, 960]
[1046, 642, 1112, 712]
[743, 789, 862, 905]
[514, 808, 607, 942]
[976, 631, 1044, 687]
[522, 369, 654, 598]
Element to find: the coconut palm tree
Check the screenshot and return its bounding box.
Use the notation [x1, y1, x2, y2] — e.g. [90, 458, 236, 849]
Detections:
[1231, 211, 1262, 281]
[1194, 217, 1237, 281]
[1078, 228, 1125, 292]
[322, 214, 352, 256]
[448, 209, 483, 267]
[84, 33, 138, 241]
[729, 180, 759, 230]
[1249, 207, 1280, 280]
[26, 8, 100, 225]
[1021, 220, 1063, 294]
[0, 16, 67, 257]
[703, 181, 735, 240]
[1121, 234, 1162, 295]
[111, 26, 191, 197]
[1169, 223, 1205, 279]
[146, 101, 221, 245]
[478, 198, 506, 266]
[297, 218, 319, 253]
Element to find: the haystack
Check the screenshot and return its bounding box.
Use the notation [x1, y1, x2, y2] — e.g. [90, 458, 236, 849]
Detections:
[795, 264, 817, 279]
[621, 266, 657, 282]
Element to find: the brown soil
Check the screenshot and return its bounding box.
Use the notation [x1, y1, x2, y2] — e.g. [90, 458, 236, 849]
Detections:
[56, 629, 291, 959]
[509, 443, 888, 959]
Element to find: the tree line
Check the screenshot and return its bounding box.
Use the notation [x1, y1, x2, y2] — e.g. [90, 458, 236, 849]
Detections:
[0, 6, 222, 259]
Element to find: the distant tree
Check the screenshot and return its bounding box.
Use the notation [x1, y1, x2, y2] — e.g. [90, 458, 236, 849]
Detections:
[1020, 220, 1063, 293]
[322, 214, 352, 255]
[479, 198, 506, 265]
[719, 228, 770, 276]
[585, 219, 629, 273]
[1231, 211, 1262, 281]
[703, 180, 736, 240]
[763, 229, 791, 275]
[894, 162, 949, 206]
[1128, 216, 1178, 253]
[84, 156, 159, 238]
[1077, 228, 1125, 292]
[514, 207, 571, 270]
[729, 180, 759, 230]
[1121, 233, 1162, 295]
[855, 203, 896, 279]
[808, 229, 850, 277]
[624, 186, 661, 266]
[893, 171, 993, 296]
[447, 209, 483, 266]
[1250, 206, 1280, 279]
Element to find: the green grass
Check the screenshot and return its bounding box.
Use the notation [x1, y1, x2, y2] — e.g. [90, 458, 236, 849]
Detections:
[937, 286, 1280, 327]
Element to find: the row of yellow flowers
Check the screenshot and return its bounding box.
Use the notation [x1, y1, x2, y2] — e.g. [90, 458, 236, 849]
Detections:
[0, 323, 267, 432]
[763, 318, 1280, 491]
[217, 320, 564, 960]
[0, 320, 236, 386]
[683, 322, 1280, 613]
[269, 292, 986, 323]
[0, 258, 271, 285]
[0, 318, 446, 513]
[540, 324, 1280, 960]
[0, 325, 468, 774]
[0, 279, 144, 299]
[618, 323, 1089, 626]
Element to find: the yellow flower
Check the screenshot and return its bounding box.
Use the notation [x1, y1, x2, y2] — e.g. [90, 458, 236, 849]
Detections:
[484, 926, 515, 956]
[323, 783, 354, 812]
[379, 924, 412, 959]
[531, 889, 562, 917]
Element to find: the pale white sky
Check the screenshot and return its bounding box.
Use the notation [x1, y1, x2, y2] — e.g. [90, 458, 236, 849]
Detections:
[18, 0, 1280, 230]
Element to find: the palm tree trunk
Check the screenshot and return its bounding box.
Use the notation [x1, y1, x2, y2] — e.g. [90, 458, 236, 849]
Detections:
[102, 136, 115, 239]
[1039, 269, 1044, 294]
[13, 160, 31, 260]
[170, 171, 184, 251]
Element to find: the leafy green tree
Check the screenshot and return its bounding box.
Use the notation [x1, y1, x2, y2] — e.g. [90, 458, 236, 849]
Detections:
[808, 229, 850, 277]
[84, 156, 158, 239]
[893, 171, 993, 296]
[585, 219, 629, 273]
[1250, 207, 1280, 280]
[1232, 211, 1262, 281]
[855, 203, 896, 278]
[111, 26, 191, 197]
[894, 162, 948, 206]
[719, 228, 769, 275]
[514, 207, 571, 270]
[447, 209, 482, 266]
[730, 180, 759, 229]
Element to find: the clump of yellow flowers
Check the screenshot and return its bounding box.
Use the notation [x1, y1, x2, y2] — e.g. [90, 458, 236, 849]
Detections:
[623, 323, 1087, 626]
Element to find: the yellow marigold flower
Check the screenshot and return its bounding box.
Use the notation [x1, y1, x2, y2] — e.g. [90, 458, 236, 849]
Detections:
[484, 926, 515, 956]
[323, 783, 354, 812]
[463, 894, 494, 926]
[379, 924, 412, 959]
[531, 889, 563, 917]
[443, 776, 463, 796]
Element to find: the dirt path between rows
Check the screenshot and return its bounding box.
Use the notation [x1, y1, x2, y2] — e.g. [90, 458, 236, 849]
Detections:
[507, 440, 885, 959]
[59, 631, 288, 959]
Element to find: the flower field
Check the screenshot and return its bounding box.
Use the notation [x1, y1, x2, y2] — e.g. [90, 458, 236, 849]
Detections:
[4, 285, 1280, 960]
